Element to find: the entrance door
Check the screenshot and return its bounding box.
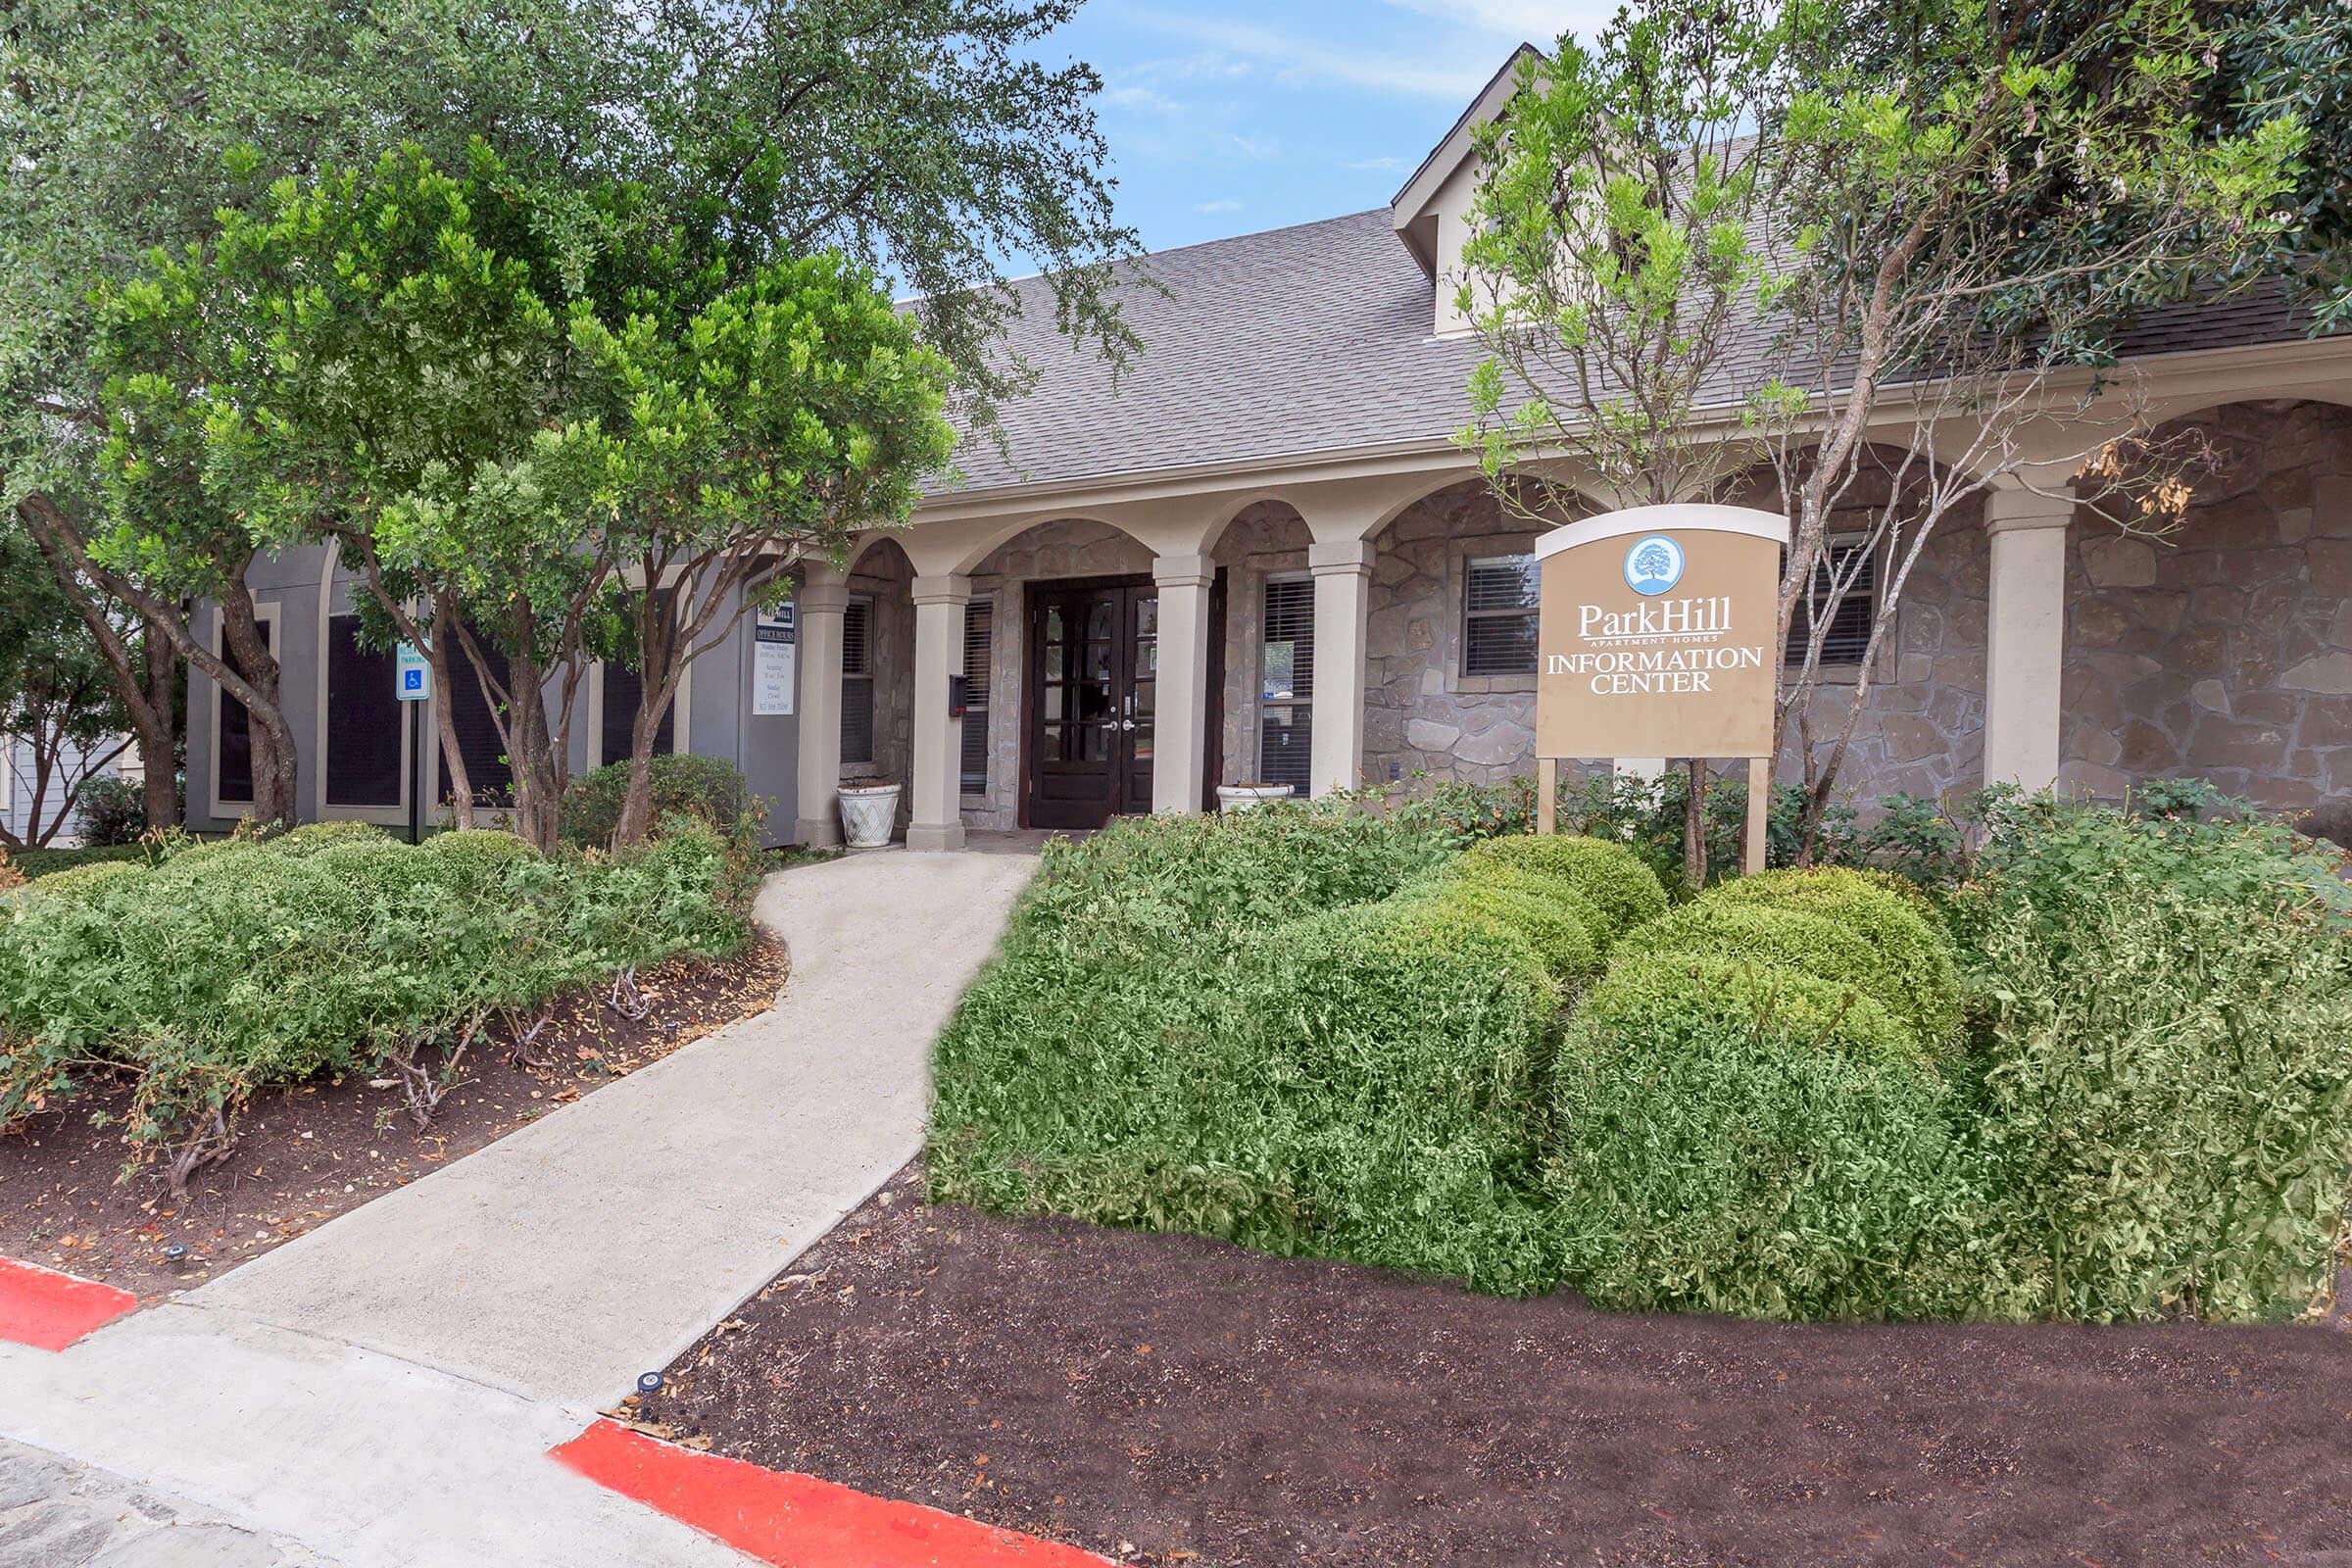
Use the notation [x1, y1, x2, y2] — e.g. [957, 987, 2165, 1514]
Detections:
[1025, 579, 1158, 829]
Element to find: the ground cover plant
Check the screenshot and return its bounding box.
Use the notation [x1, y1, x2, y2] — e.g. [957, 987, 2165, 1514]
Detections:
[0, 816, 752, 1194]
[935, 787, 2352, 1324]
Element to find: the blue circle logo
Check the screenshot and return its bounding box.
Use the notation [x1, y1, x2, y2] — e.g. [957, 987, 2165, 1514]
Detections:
[1623, 534, 1685, 596]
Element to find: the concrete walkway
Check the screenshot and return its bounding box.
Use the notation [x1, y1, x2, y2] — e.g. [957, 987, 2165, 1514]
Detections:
[0, 850, 1037, 1568]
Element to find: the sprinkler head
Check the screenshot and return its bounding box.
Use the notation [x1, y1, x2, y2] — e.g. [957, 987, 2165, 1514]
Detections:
[636, 1372, 665, 1396]
[163, 1245, 189, 1266]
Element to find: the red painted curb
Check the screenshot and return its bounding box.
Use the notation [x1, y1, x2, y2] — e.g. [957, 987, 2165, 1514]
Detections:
[0, 1256, 139, 1351]
[552, 1419, 1113, 1568]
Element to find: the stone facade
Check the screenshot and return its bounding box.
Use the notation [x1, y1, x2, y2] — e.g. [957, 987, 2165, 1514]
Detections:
[2060, 399, 2352, 834]
[1361, 480, 1544, 787]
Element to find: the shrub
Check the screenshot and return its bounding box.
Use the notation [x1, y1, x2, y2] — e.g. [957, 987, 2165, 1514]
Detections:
[1708, 866, 1962, 1049]
[1550, 960, 1974, 1319]
[1397, 874, 1603, 988]
[75, 775, 148, 847]
[271, 819, 390, 855]
[1612, 903, 1922, 1056]
[561, 754, 753, 849]
[0, 821, 747, 1182]
[1464, 833, 1669, 937]
[930, 810, 1560, 1293]
[1425, 857, 1613, 950]
[1953, 799, 2352, 1321]
[15, 858, 146, 900]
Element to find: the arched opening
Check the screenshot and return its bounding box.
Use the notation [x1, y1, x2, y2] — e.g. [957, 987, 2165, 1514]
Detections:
[843, 537, 916, 838]
[1206, 501, 1315, 796]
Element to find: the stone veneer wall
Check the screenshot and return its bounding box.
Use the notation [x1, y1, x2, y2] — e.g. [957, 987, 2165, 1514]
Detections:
[2060, 399, 2352, 833]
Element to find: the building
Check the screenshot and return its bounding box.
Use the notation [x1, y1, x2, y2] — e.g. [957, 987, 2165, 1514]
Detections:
[184, 51, 2352, 848]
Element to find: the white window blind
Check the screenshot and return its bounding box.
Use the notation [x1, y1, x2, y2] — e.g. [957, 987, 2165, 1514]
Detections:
[1462, 555, 1539, 675]
[960, 597, 992, 794]
[841, 596, 875, 765]
[1259, 575, 1313, 791]
[1785, 536, 1879, 666]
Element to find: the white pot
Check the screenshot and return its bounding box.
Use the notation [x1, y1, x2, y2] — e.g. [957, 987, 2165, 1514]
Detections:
[837, 783, 902, 849]
[1217, 783, 1295, 812]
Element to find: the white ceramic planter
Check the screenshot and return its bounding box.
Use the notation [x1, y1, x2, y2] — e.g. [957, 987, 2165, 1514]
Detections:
[1216, 783, 1295, 812]
[837, 783, 902, 848]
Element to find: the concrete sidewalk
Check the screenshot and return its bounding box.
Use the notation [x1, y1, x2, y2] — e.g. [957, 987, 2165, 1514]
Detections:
[0, 850, 1037, 1568]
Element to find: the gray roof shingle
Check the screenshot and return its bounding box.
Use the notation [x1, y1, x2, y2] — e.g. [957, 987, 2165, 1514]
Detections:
[936, 209, 2309, 501]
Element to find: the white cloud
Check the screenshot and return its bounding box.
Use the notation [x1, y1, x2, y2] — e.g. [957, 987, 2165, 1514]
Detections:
[1344, 156, 1406, 172]
[1126, 12, 1501, 99]
[1195, 198, 1243, 213]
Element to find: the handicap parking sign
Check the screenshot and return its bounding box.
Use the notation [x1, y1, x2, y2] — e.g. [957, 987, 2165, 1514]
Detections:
[395, 644, 432, 701]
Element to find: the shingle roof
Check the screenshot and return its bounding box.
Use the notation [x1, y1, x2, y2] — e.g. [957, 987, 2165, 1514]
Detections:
[934, 209, 2310, 501]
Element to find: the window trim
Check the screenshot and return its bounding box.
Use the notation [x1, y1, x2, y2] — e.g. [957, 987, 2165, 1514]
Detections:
[208, 598, 281, 819]
[1455, 547, 1542, 689]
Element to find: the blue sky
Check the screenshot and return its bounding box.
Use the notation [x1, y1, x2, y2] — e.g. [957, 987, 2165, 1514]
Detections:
[1040, 1, 1620, 257]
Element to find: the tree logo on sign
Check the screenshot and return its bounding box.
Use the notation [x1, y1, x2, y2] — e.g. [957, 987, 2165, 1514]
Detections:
[1623, 535, 1685, 596]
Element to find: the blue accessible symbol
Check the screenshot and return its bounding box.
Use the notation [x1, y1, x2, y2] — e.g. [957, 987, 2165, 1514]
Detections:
[1623, 534, 1686, 596]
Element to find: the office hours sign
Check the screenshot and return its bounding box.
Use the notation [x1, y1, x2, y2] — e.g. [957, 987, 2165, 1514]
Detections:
[1534, 505, 1788, 760]
[753, 600, 796, 716]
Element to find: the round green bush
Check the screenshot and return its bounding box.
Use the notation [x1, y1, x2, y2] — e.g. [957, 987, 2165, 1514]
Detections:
[1612, 903, 1923, 1056]
[272, 820, 390, 856]
[1465, 834, 1669, 937]
[18, 858, 146, 900]
[1551, 962, 1971, 1319]
[1399, 877, 1603, 988]
[1707, 866, 1962, 1049]
[1424, 857, 1613, 951]
[1574, 950, 1918, 1063]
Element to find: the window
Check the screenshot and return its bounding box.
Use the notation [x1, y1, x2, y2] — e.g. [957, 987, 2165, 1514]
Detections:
[1462, 554, 1539, 676]
[324, 614, 403, 808]
[1259, 574, 1313, 792]
[960, 597, 992, 794]
[216, 610, 276, 805]
[1785, 535, 1879, 667]
[598, 662, 677, 767]
[840, 595, 875, 766]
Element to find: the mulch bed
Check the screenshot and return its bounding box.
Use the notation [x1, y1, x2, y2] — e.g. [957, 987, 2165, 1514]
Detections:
[639, 1162, 2352, 1568]
[0, 937, 787, 1300]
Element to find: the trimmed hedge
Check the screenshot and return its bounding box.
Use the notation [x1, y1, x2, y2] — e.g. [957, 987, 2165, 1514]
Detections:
[929, 807, 1561, 1293]
[1613, 903, 1922, 1056]
[561, 753, 754, 850]
[1424, 857, 1613, 951]
[1708, 866, 1962, 1050]
[0, 822, 749, 1171]
[1464, 834, 1669, 937]
[1397, 874, 1603, 988]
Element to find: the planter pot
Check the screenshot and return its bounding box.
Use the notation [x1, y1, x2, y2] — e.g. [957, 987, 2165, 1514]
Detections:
[1217, 783, 1295, 812]
[837, 783, 902, 849]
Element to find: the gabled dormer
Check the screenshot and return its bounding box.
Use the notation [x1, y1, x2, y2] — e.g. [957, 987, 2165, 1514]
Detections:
[1391, 44, 1542, 339]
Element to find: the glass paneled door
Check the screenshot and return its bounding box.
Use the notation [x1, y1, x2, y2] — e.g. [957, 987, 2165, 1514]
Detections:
[1026, 579, 1158, 829]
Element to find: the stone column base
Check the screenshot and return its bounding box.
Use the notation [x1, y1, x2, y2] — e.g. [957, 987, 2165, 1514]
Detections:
[905, 821, 966, 853]
[795, 815, 845, 849]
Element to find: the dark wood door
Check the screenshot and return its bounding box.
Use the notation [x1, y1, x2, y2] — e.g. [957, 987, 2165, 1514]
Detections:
[1026, 579, 1157, 830]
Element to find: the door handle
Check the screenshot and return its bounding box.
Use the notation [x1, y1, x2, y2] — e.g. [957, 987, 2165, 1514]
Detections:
[1118, 719, 1137, 732]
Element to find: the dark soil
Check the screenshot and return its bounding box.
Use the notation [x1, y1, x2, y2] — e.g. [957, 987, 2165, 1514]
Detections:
[641, 1163, 2352, 1568]
[0, 937, 787, 1300]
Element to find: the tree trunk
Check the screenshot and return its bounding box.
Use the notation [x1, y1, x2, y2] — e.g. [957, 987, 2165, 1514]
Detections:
[138, 614, 179, 831]
[1682, 758, 1707, 891]
[500, 646, 565, 855]
[217, 583, 297, 827]
[426, 599, 475, 831]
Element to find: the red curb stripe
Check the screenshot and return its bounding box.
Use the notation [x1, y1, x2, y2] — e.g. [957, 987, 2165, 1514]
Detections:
[0, 1256, 138, 1350]
[552, 1419, 1113, 1568]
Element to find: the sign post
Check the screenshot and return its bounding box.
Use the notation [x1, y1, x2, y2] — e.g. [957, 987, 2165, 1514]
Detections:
[394, 644, 432, 845]
[1532, 505, 1788, 875]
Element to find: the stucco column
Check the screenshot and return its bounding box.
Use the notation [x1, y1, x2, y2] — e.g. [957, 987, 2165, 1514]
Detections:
[793, 566, 849, 848]
[907, 573, 970, 852]
[1307, 539, 1374, 797]
[1152, 553, 1215, 814]
[1982, 484, 2076, 791]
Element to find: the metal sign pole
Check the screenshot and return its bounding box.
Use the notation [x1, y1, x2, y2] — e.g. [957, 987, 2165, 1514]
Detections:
[409, 698, 423, 846]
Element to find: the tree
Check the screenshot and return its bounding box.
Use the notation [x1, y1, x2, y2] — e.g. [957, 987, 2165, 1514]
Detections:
[1457, 0, 1793, 889]
[6, 0, 1139, 831]
[0, 519, 133, 849]
[576, 253, 956, 846]
[1460, 0, 2307, 865]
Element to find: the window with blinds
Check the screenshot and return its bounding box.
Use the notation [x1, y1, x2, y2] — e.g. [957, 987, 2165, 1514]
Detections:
[325, 614, 402, 808]
[438, 631, 514, 807]
[841, 595, 875, 766]
[1785, 536, 1879, 666]
[960, 598, 992, 794]
[1462, 554, 1540, 675]
[599, 662, 676, 766]
[1259, 574, 1313, 791]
